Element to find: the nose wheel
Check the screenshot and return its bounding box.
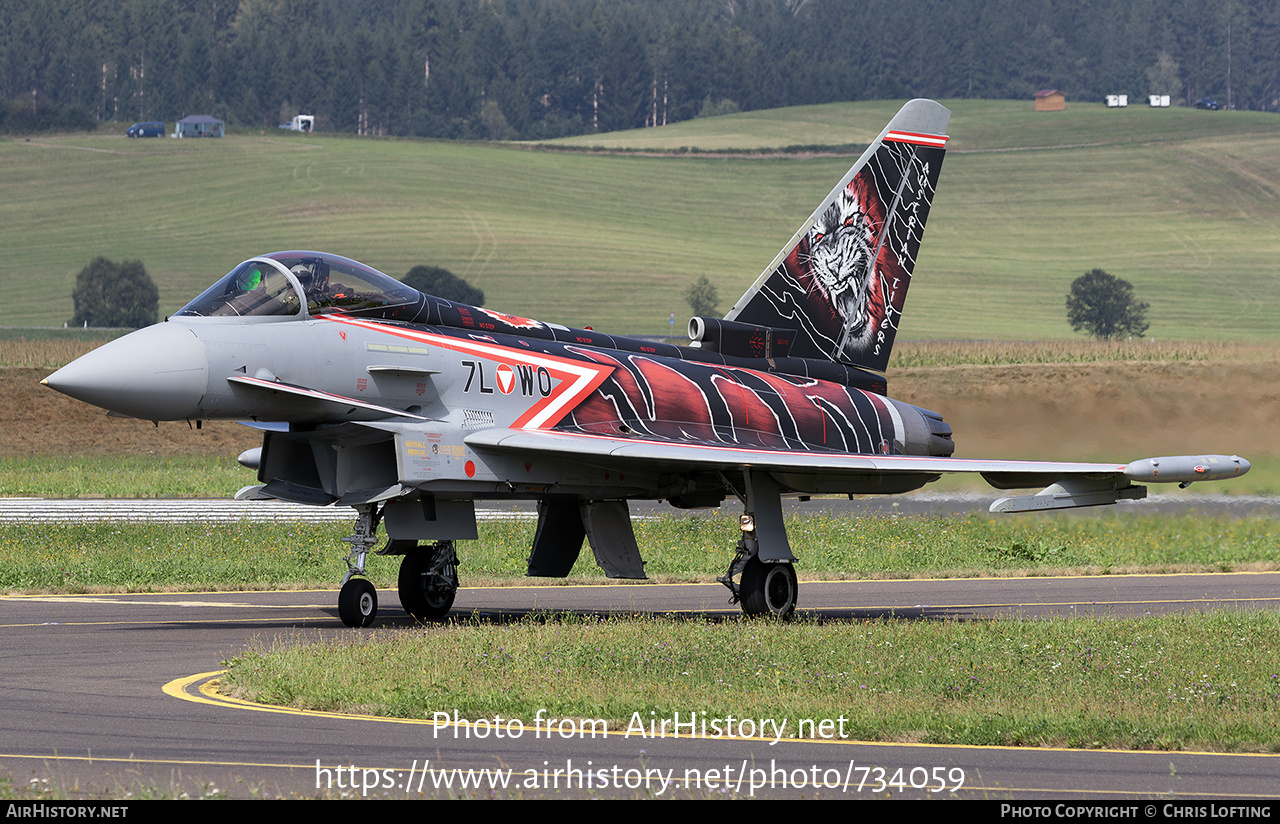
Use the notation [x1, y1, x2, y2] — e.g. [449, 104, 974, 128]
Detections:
[338, 578, 378, 627]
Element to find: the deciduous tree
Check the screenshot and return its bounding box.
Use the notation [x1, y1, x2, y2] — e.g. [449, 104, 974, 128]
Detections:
[69, 257, 159, 328]
[1066, 269, 1149, 339]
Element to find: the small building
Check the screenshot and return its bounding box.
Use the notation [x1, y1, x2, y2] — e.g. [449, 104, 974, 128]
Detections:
[174, 115, 225, 138]
[280, 114, 315, 132]
[1034, 90, 1066, 112]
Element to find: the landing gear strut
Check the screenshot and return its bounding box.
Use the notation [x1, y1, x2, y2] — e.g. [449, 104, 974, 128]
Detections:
[338, 504, 381, 628]
[717, 471, 799, 619]
[335, 504, 464, 626]
[398, 540, 459, 621]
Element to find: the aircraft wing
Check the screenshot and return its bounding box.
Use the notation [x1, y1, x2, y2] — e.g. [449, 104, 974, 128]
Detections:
[465, 428, 1249, 513]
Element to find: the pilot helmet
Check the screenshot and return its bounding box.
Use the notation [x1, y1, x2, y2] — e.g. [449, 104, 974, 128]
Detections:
[235, 267, 263, 291]
[292, 260, 330, 292]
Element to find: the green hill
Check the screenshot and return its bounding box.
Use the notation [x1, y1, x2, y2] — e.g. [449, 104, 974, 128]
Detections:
[3, 99, 1278, 340]
[543, 98, 1280, 152]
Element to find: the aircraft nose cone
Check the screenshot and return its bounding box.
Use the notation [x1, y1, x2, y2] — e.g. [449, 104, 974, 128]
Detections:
[43, 323, 208, 420]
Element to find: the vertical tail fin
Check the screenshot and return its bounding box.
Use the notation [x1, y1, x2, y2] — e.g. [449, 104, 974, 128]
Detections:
[725, 99, 950, 372]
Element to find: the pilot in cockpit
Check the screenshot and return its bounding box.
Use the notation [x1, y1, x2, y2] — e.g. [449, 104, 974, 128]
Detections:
[291, 260, 329, 297]
[292, 259, 350, 313]
[233, 265, 265, 293]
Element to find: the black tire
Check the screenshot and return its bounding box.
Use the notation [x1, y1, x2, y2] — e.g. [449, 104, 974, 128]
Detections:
[399, 547, 457, 621]
[739, 558, 797, 619]
[338, 578, 378, 627]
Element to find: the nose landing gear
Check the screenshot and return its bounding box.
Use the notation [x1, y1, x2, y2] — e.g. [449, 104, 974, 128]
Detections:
[337, 504, 382, 628]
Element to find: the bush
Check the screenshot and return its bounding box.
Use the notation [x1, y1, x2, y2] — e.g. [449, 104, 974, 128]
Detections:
[1065, 269, 1149, 339]
[401, 265, 484, 306]
[69, 258, 159, 328]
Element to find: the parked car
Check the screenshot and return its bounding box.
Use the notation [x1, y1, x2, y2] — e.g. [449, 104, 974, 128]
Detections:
[126, 121, 165, 137]
[1193, 97, 1220, 110]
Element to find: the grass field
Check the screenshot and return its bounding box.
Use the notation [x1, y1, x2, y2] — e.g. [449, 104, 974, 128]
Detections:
[2, 500, 1274, 756]
[9, 511, 1267, 755]
[221, 610, 1280, 753]
[3, 100, 1279, 340]
[3, 511, 1275, 593]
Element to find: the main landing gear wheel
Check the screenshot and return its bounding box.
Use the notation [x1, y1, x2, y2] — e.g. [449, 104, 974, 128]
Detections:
[739, 557, 797, 619]
[338, 578, 378, 627]
[398, 541, 459, 621]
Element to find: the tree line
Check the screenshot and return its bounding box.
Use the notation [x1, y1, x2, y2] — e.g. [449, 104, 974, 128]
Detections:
[3, 0, 1278, 140]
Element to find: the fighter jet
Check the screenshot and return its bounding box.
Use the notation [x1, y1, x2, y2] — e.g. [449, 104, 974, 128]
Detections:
[43, 99, 1249, 626]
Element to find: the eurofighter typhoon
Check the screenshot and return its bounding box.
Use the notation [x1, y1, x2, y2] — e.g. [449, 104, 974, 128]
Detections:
[44, 100, 1249, 626]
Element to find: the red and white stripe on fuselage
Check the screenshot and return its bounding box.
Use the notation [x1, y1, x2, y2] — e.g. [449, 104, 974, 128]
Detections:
[322, 315, 613, 430]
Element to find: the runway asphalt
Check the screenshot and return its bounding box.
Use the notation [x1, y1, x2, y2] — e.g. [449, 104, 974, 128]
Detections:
[3, 571, 1279, 800]
[2, 492, 1278, 524]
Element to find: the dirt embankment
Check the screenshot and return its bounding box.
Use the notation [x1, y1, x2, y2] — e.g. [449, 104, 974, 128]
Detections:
[3, 368, 258, 457]
[893, 361, 1274, 461]
[3, 360, 1272, 461]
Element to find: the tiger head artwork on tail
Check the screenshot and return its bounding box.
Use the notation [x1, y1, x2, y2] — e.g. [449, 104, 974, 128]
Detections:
[798, 173, 885, 361]
[725, 99, 950, 373]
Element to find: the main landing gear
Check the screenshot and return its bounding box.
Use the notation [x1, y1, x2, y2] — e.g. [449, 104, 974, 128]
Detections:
[337, 504, 461, 627]
[717, 470, 799, 619]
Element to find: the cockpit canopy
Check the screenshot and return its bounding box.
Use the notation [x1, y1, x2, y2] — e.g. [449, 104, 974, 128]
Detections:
[175, 252, 425, 321]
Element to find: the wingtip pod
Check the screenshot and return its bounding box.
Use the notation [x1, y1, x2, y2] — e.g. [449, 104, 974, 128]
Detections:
[1124, 455, 1251, 484]
[726, 99, 951, 373]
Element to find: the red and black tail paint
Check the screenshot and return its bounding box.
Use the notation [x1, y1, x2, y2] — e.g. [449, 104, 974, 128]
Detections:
[725, 99, 950, 373]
